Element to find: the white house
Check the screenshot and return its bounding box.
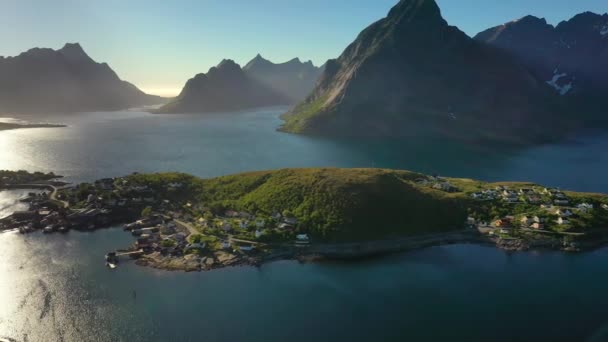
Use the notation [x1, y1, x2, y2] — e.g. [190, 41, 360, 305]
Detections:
[576, 203, 594, 212]
[602, 204, 608, 210]
[255, 229, 264, 238]
[239, 245, 255, 252]
[557, 217, 570, 225]
[168, 182, 183, 189]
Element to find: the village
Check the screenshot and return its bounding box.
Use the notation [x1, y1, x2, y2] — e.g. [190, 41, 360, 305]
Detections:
[0, 172, 312, 271]
[466, 185, 608, 250]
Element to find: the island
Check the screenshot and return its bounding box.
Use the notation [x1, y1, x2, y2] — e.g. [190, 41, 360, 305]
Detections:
[1, 168, 608, 272]
[0, 122, 65, 131]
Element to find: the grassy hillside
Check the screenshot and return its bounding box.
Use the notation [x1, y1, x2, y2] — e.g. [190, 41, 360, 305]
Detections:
[125, 168, 608, 242]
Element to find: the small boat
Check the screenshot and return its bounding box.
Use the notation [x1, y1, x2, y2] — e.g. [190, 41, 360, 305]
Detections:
[106, 262, 118, 269]
[43, 225, 55, 234]
[58, 226, 69, 233]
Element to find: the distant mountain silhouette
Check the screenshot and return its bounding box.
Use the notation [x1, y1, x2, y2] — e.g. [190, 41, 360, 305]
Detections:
[243, 54, 323, 103]
[0, 43, 164, 114]
[155, 59, 290, 114]
[282, 0, 566, 145]
[475, 12, 608, 120]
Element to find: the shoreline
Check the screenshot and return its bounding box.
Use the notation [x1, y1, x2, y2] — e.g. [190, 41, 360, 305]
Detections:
[122, 230, 607, 273]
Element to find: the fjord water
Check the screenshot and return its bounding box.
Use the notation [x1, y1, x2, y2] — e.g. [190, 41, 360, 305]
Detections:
[2, 108, 608, 341]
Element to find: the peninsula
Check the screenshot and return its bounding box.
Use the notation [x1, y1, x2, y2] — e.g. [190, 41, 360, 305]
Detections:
[2, 168, 608, 272]
[0, 122, 65, 131]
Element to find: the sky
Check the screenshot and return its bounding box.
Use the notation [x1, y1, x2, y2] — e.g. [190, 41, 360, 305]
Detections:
[0, 0, 606, 97]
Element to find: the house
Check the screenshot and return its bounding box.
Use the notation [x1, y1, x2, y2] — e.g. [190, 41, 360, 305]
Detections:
[527, 195, 542, 204]
[239, 220, 249, 229]
[519, 188, 535, 195]
[255, 229, 264, 238]
[136, 237, 151, 248]
[554, 199, 570, 206]
[533, 216, 545, 223]
[278, 223, 294, 230]
[296, 234, 310, 244]
[432, 182, 458, 193]
[225, 210, 239, 218]
[557, 217, 570, 225]
[555, 209, 573, 217]
[540, 203, 553, 209]
[255, 220, 265, 228]
[168, 182, 183, 189]
[520, 216, 534, 225]
[283, 217, 298, 225]
[602, 204, 608, 210]
[184, 243, 206, 252]
[576, 203, 594, 212]
[466, 217, 476, 225]
[271, 212, 282, 220]
[221, 222, 233, 232]
[494, 218, 512, 227]
[531, 222, 545, 230]
[221, 241, 231, 249]
[239, 245, 255, 252]
[144, 197, 155, 203]
[132, 197, 143, 203]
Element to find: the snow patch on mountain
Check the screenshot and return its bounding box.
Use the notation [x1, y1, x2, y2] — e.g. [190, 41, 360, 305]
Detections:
[546, 71, 573, 96]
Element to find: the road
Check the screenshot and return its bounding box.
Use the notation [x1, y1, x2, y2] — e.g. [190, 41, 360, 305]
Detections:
[48, 185, 69, 208]
[174, 219, 199, 236]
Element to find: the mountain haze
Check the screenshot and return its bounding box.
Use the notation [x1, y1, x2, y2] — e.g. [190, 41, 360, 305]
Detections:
[155, 59, 290, 114]
[281, 0, 568, 144]
[243, 54, 323, 103]
[0, 43, 164, 114]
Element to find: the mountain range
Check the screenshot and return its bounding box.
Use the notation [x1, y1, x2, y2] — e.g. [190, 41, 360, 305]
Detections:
[282, 0, 604, 145]
[475, 12, 608, 121]
[155, 59, 291, 114]
[243, 54, 323, 103]
[0, 43, 164, 114]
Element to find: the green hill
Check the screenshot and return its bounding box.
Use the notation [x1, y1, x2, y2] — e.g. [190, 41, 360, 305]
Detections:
[128, 168, 470, 241]
[124, 168, 608, 242]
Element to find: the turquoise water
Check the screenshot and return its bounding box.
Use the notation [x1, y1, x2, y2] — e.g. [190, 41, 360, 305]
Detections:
[1, 108, 608, 341]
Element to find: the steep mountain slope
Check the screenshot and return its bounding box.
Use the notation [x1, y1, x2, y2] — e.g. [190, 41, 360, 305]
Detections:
[0, 43, 164, 113]
[155, 60, 291, 114]
[475, 12, 608, 120]
[243, 54, 323, 103]
[281, 0, 567, 145]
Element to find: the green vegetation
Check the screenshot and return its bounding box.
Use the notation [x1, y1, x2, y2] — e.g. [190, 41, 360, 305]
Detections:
[123, 168, 608, 244]
[128, 168, 471, 241]
[279, 95, 329, 133]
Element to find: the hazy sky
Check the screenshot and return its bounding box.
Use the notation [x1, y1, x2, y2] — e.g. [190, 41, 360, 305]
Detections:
[1, 0, 606, 96]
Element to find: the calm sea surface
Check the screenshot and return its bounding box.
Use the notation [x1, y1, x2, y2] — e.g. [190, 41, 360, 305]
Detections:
[1, 108, 608, 341]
